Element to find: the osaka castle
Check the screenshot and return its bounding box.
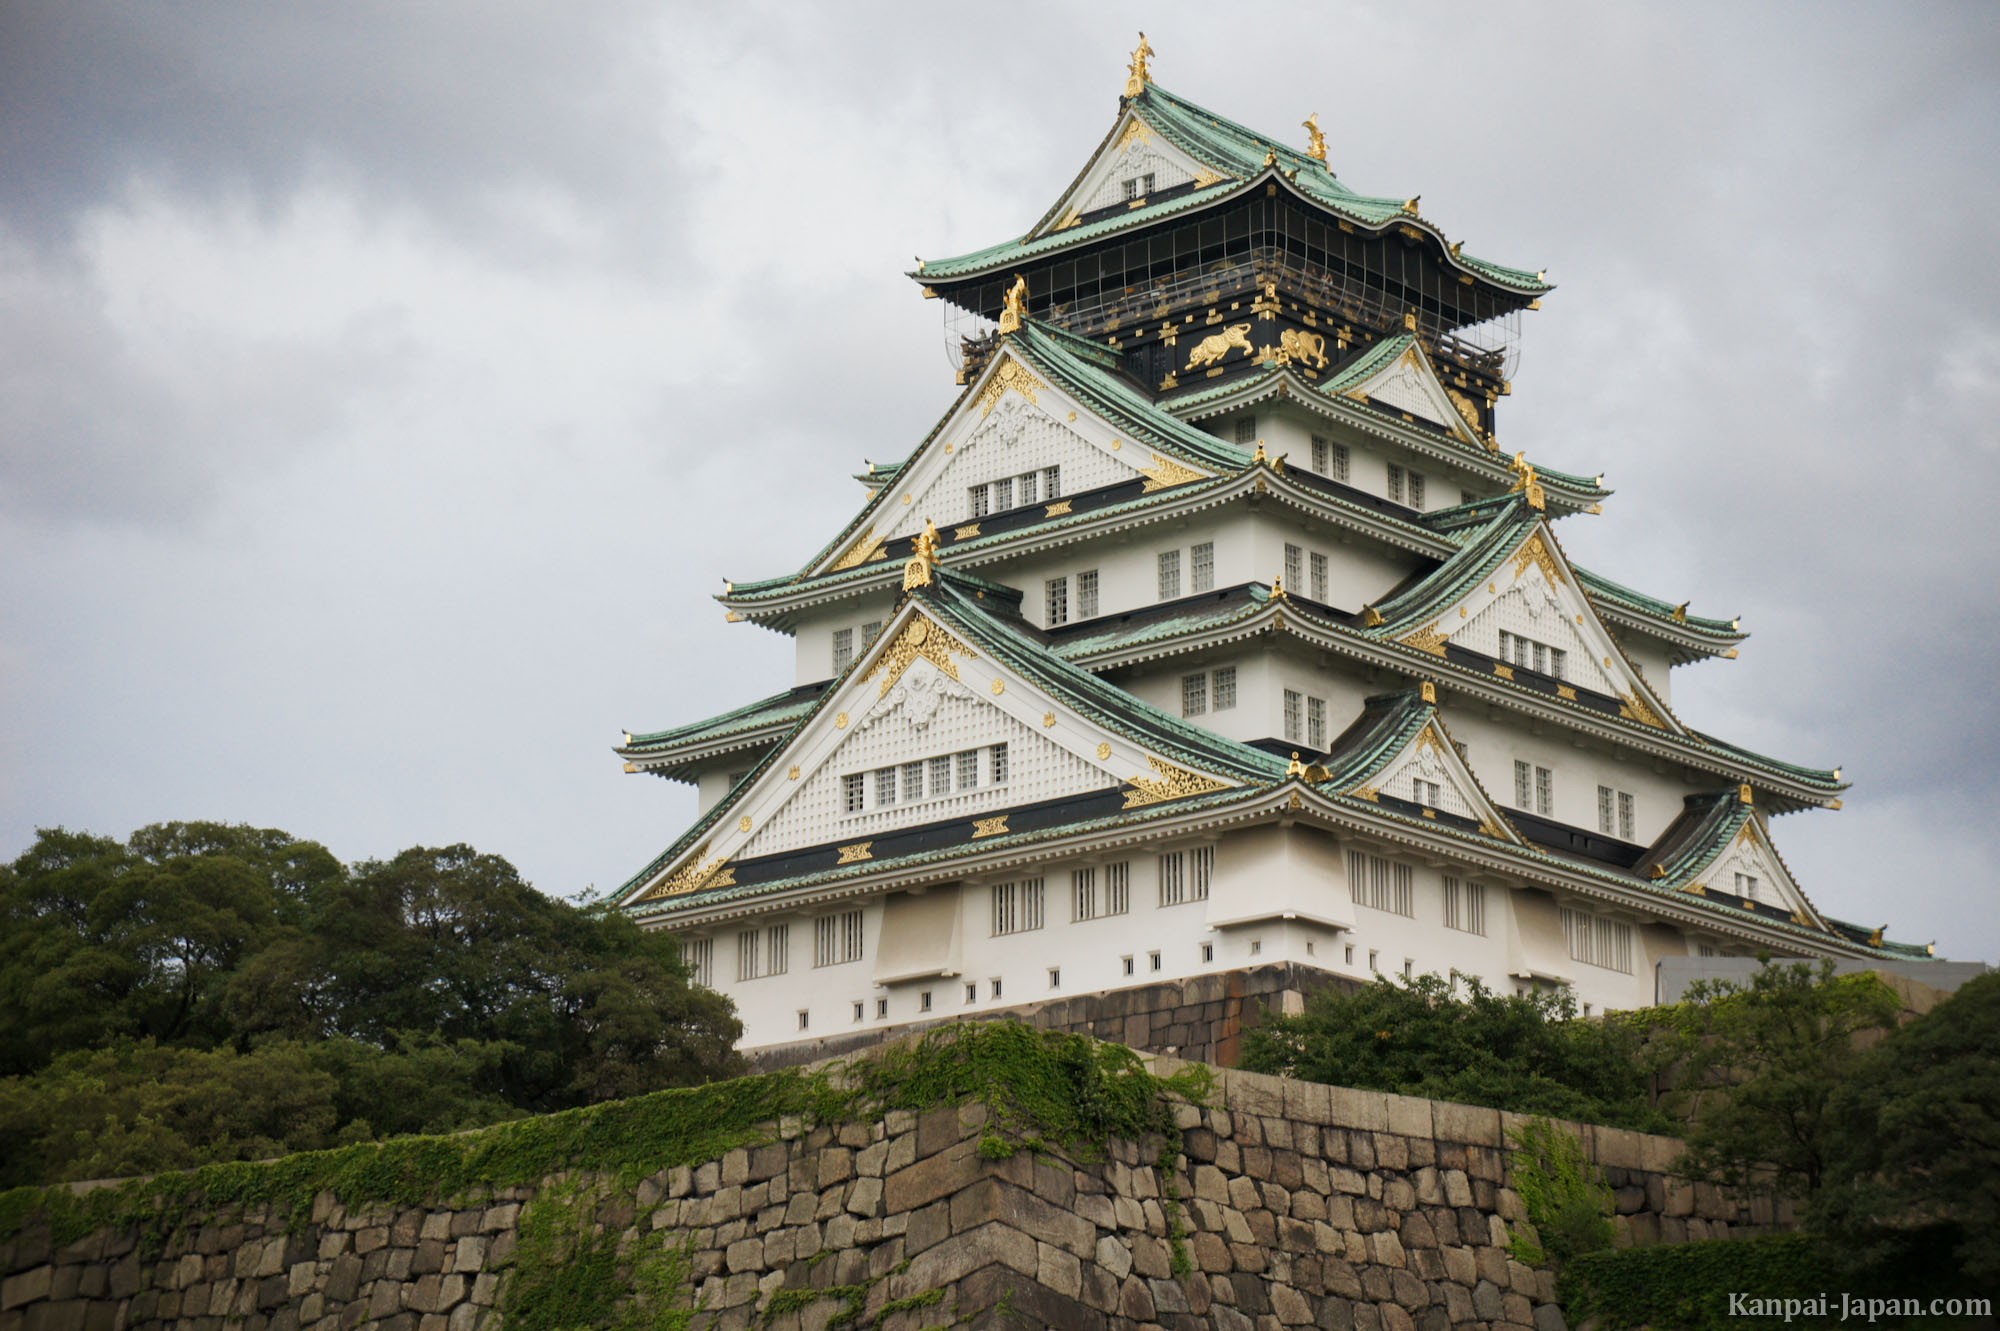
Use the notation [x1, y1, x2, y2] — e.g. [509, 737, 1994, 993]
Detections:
[613, 41, 1930, 1055]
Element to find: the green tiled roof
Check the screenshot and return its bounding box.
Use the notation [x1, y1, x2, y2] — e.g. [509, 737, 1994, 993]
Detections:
[1690, 731, 1842, 789]
[1051, 585, 1274, 660]
[1575, 567, 1743, 639]
[915, 84, 1550, 294]
[1365, 500, 1537, 630]
[622, 685, 825, 755]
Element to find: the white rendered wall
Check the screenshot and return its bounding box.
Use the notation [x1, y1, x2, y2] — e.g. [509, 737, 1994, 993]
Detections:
[793, 598, 900, 687]
[1202, 407, 1483, 514]
[1440, 704, 1701, 846]
[1619, 639, 1676, 710]
[690, 821, 1689, 1051]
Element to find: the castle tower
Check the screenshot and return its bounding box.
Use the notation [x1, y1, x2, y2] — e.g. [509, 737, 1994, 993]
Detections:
[612, 43, 1925, 1054]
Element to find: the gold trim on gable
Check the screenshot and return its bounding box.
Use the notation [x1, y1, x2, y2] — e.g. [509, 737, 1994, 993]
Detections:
[1122, 755, 1231, 809]
[863, 616, 977, 698]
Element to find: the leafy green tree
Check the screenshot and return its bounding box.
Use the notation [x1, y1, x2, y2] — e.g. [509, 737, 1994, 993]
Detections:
[1241, 973, 1666, 1131]
[1665, 959, 1900, 1204]
[1816, 971, 2000, 1290]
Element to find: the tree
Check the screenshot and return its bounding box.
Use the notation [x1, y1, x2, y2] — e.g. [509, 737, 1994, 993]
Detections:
[1816, 971, 2000, 1291]
[1664, 959, 1900, 1204]
[1241, 973, 1665, 1131]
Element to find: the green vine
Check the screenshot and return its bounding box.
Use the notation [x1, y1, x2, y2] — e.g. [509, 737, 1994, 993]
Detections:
[1505, 1116, 1615, 1269]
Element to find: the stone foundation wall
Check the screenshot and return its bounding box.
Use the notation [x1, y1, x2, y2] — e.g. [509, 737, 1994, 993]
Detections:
[749, 963, 1361, 1072]
[0, 1058, 1786, 1331]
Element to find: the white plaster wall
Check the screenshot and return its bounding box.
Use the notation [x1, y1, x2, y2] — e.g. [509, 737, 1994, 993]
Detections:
[1441, 705, 1702, 845]
[1620, 639, 1676, 709]
[793, 599, 899, 687]
[699, 823, 1707, 1049]
[1206, 406, 1480, 514]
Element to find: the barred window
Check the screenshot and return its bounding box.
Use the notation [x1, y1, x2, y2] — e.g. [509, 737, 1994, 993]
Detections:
[1307, 696, 1326, 748]
[929, 755, 951, 796]
[994, 476, 1012, 511]
[1408, 471, 1426, 510]
[1072, 867, 1099, 921]
[863, 620, 883, 646]
[1347, 850, 1414, 917]
[832, 627, 854, 673]
[991, 742, 1009, 783]
[737, 930, 762, 981]
[1535, 765, 1554, 816]
[902, 761, 925, 801]
[1413, 778, 1441, 807]
[1182, 672, 1209, 717]
[814, 910, 865, 967]
[1735, 872, 1760, 902]
[875, 767, 897, 806]
[1019, 469, 1040, 505]
[1284, 689, 1303, 742]
[1443, 878, 1486, 936]
[1561, 907, 1633, 973]
[1045, 575, 1069, 626]
[1514, 760, 1532, 808]
[1387, 464, 1405, 503]
[1235, 417, 1257, 444]
[1158, 549, 1181, 599]
[1191, 542, 1215, 593]
[766, 924, 789, 975]
[956, 750, 979, 790]
[1076, 569, 1099, 617]
[1045, 465, 1061, 499]
[1190, 846, 1213, 900]
[1310, 551, 1328, 602]
[1105, 861, 1130, 916]
[1618, 791, 1635, 840]
[1284, 542, 1303, 591]
[1310, 434, 1351, 481]
[969, 485, 991, 518]
[1213, 666, 1237, 710]
[992, 878, 1045, 935]
[843, 773, 865, 814]
[679, 936, 713, 987]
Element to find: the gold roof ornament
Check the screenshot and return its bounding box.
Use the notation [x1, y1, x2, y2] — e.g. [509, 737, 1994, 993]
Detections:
[1419, 681, 1437, 704]
[1672, 601, 1690, 622]
[1868, 924, 1885, 948]
[1251, 440, 1269, 466]
[903, 518, 942, 591]
[1508, 451, 1547, 511]
[1362, 605, 1385, 627]
[1403, 196, 1420, 215]
[1286, 751, 1306, 777]
[1739, 783, 1755, 805]
[997, 274, 1029, 335]
[1300, 113, 1327, 163]
[1270, 573, 1289, 601]
[1124, 32, 1154, 99]
[1263, 147, 1277, 168]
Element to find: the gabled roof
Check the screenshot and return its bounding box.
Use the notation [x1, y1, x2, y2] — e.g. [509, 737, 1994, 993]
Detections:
[619, 565, 1289, 910]
[913, 83, 1550, 296]
[1361, 498, 1685, 738]
[1312, 687, 1526, 846]
[1641, 789, 1831, 932]
[618, 682, 831, 778]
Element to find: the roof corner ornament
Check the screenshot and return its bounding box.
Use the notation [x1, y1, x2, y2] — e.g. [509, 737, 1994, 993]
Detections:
[1403, 196, 1421, 216]
[1508, 451, 1547, 511]
[1739, 782, 1755, 806]
[1251, 440, 1269, 467]
[1449, 240, 1464, 257]
[1868, 924, 1886, 947]
[1672, 600, 1690, 623]
[1419, 681, 1437, 705]
[904, 518, 941, 591]
[998, 274, 1029, 335]
[1263, 147, 1278, 168]
[1362, 605, 1386, 627]
[1124, 33, 1154, 99]
[1300, 114, 1327, 164]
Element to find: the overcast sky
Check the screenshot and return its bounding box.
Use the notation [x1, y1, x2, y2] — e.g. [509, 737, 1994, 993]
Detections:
[4, 2, 1996, 965]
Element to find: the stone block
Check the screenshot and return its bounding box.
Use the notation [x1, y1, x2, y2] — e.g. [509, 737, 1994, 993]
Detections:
[2, 1265, 52, 1310]
[1594, 1127, 1643, 1171]
[1327, 1087, 1388, 1132]
[1037, 1242, 1082, 1299]
[1224, 1069, 1286, 1117]
[1382, 1094, 1433, 1139]
[1431, 1100, 1502, 1147]
[1272, 1282, 1315, 1325]
[881, 1139, 978, 1214]
[1282, 1078, 1332, 1125]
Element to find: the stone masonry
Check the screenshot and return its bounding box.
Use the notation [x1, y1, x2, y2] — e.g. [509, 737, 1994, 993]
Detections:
[0, 1057, 1787, 1331]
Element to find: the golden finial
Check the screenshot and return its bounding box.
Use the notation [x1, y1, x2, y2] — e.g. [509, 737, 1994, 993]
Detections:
[1508, 451, 1546, 511]
[1251, 440, 1269, 466]
[1270, 574, 1289, 602]
[1868, 924, 1885, 948]
[1362, 606, 1385, 627]
[1263, 147, 1277, 168]
[1402, 310, 1419, 333]
[1672, 601, 1690, 622]
[1739, 783, 1755, 806]
[1537, 269, 1547, 282]
[1124, 32, 1154, 99]
[1287, 751, 1306, 777]
[1419, 681, 1436, 705]
[1449, 241, 1463, 257]
[1300, 114, 1327, 163]
[998, 274, 1028, 335]
[1403, 196, 1420, 215]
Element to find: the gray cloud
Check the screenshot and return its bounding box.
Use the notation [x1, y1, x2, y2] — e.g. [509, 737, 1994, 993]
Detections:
[3, 1, 1996, 963]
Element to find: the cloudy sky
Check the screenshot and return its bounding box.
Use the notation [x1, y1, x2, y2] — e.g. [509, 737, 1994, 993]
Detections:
[4, 2, 1996, 964]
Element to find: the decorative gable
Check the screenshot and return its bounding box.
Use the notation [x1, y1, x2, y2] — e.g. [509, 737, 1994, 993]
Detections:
[817, 350, 1214, 573]
[1348, 714, 1524, 845]
[1339, 339, 1483, 445]
[1034, 111, 1224, 237]
[1692, 817, 1824, 927]
[621, 600, 1243, 906]
[1395, 525, 1681, 735]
